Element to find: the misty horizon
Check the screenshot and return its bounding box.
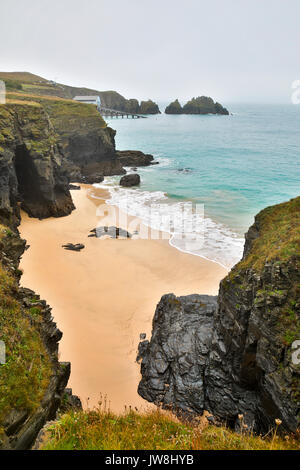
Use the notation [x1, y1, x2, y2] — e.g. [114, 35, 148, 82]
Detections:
[1, 0, 300, 104]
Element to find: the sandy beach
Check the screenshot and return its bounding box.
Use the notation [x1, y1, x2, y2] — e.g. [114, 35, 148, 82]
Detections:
[19, 185, 228, 413]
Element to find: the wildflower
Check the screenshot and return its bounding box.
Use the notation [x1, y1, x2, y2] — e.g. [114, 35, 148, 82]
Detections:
[238, 414, 244, 420]
[275, 419, 282, 426]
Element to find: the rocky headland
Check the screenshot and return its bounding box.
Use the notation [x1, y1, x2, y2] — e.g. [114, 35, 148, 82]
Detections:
[165, 96, 229, 115]
[138, 197, 300, 433]
[0, 80, 158, 448]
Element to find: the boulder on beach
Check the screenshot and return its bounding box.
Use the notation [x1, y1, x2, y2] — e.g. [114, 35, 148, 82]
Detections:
[119, 174, 141, 187]
[62, 243, 85, 252]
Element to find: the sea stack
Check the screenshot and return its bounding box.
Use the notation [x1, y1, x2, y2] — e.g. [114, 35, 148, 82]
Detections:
[165, 96, 229, 115]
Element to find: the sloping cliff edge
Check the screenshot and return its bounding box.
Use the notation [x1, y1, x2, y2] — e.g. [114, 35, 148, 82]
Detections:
[138, 197, 300, 434]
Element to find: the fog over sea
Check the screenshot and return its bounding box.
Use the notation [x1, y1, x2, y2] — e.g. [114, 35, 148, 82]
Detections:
[96, 103, 300, 269]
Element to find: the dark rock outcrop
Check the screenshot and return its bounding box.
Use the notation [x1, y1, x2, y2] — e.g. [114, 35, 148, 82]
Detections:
[62, 243, 85, 252]
[165, 99, 183, 115]
[138, 294, 217, 414]
[139, 100, 161, 115]
[44, 101, 126, 180]
[164, 96, 229, 115]
[116, 150, 155, 167]
[183, 96, 229, 115]
[138, 197, 300, 433]
[120, 174, 141, 187]
[0, 104, 74, 228]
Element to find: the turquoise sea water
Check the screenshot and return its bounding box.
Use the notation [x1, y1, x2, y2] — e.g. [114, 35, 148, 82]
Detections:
[98, 104, 300, 268]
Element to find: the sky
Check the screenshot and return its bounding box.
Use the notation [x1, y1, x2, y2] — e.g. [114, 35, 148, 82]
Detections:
[0, 0, 299, 103]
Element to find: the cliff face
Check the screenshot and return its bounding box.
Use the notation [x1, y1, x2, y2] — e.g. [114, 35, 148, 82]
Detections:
[138, 197, 300, 433]
[5, 94, 157, 183]
[0, 228, 71, 449]
[42, 99, 125, 179]
[0, 103, 74, 227]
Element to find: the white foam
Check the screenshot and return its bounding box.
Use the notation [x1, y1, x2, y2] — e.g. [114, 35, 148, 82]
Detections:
[93, 177, 244, 270]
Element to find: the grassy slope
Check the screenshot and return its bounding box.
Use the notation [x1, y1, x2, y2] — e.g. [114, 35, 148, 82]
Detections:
[5, 91, 107, 130]
[40, 408, 299, 451]
[0, 71, 129, 104]
[0, 227, 52, 430]
[238, 196, 300, 271]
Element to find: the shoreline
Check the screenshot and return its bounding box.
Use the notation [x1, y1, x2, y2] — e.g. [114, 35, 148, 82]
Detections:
[19, 185, 228, 413]
[94, 175, 245, 270]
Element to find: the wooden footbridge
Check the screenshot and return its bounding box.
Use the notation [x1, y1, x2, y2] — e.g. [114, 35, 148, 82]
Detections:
[99, 105, 147, 119]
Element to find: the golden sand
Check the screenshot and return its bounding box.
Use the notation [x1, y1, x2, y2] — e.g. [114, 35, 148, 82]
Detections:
[19, 185, 227, 412]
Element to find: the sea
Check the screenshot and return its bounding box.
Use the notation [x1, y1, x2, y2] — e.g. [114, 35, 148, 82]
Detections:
[96, 103, 300, 269]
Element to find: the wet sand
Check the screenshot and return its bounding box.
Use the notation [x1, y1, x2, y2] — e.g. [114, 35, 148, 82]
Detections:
[19, 185, 228, 412]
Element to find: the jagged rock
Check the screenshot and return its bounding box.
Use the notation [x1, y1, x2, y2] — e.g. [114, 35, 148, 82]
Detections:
[182, 96, 229, 115]
[165, 99, 183, 114]
[59, 388, 82, 413]
[62, 243, 85, 252]
[138, 294, 217, 414]
[120, 174, 141, 187]
[165, 97, 228, 115]
[139, 100, 161, 115]
[138, 197, 300, 433]
[116, 150, 155, 167]
[0, 104, 75, 228]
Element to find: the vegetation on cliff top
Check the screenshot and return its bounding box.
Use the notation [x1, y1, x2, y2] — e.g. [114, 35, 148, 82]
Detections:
[238, 196, 300, 271]
[165, 96, 229, 115]
[0, 71, 160, 114]
[5, 91, 107, 127]
[40, 407, 299, 450]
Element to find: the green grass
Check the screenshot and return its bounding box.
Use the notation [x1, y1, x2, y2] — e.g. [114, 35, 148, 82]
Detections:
[40, 407, 300, 451]
[236, 196, 300, 272]
[5, 91, 107, 129]
[0, 229, 52, 426]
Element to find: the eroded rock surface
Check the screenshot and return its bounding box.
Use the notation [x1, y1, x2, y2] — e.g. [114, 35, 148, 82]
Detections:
[138, 197, 300, 433]
[120, 173, 141, 187]
[138, 294, 217, 414]
[0, 104, 74, 227]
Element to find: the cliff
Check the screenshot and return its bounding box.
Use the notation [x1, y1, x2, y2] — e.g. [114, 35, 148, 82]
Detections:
[0, 227, 71, 449]
[138, 197, 300, 433]
[0, 102, 74, 227]
[5, 92, 157, 182]
[165, 96, 229, 115]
